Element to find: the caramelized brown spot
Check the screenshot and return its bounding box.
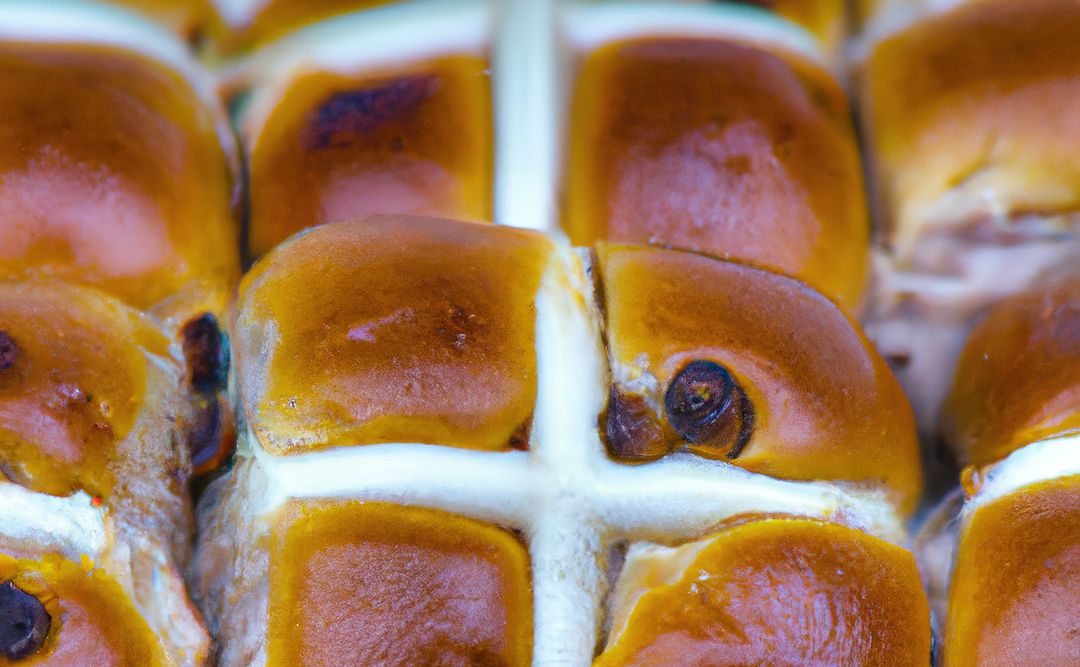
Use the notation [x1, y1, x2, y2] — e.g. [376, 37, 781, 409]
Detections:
[0, 581, 49, 660]
[508, 418, 532, 451]
[604, 389, 668, 461]
[247, 57, 492, 257]
[303, 75, 440, 151]
[181, 313, 228, 395]
[437, 304, 484, 354]
[664, 360, 754, 459]
[0, 332, 16, 370]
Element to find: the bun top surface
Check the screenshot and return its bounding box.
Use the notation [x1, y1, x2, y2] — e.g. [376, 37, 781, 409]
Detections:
[237, 216, 553, 455]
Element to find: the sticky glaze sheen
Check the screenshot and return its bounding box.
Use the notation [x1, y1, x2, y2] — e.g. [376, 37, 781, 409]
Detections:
[237, 216, 551, 455]
[566, 38, 868, 310]
[247, 56, 492, 258]
[597, 519, 930, 666]
[599, 244, 922, 513]
[267, 500, 532, 666]
[0, 41, 237, 318]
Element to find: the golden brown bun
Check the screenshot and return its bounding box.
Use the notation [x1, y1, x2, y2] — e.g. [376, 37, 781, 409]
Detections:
[942, 280, 1080, 467]
[566, 38, 868, 310]
[599, 244, 922, 513]
[0, 281, 207, 664]
[0, 40, 237, 323]
[246, 56, 491, 258]
[266, 500, 532, 665]
[945, 475, 1080, 666]
[597, 518, 931, 665]
[237, 216, 553, 455]
[0, 554, 170, 666]
[0, 282, 170, 499]
[859, 0, 1080, 262]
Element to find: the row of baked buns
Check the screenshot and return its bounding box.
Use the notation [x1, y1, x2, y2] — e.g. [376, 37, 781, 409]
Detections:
[0, 0, 240, 664]
[0, 0, 1076, 665]
[193, 1, 929, 665]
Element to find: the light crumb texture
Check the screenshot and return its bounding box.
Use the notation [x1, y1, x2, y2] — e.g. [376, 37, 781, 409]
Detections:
[0, 282, 207, 665]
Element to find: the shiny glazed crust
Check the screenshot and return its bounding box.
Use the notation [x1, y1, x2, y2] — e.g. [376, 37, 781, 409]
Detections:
[858, 0, 1080, 263]
[245, 55, 492, 257]
[598, 518, 931, 666]
[266, 500, 533, 665]
[0, 554, 170, 666]
[0, 281, 207, 665]
[197, 216, 922, 664]
[236, 216, 553, 454]
[942, 279, 1080, 467]
[600, 244, 922, 513]
[566, 37, 868, 310]
[945, 475, 1080, 666]
[0, 37, 237, 325]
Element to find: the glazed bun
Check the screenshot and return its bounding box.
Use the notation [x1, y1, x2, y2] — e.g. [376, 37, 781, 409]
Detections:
[232, 3, 491, 257]
[0, 281, 207, 665]
[197, 216, 926, 664]
[565, 23, 868, 310]
[598, 518, 930, 666]
[922, 278, 1080, 665]
[942, 279, 1080, 468]
[0, 6, 237, 327]
[860, 0, 1080, 261]
[945, 475, 1080, 666]
[235, 215, 553, 454]
[263, 500, 533, 664]
[599, 244, 921, 513]
[857, 0, 1080, 433]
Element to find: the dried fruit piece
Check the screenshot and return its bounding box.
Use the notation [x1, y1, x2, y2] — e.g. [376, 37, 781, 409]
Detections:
[0, 581, 49, 660]
[664, 360, 753, 459]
